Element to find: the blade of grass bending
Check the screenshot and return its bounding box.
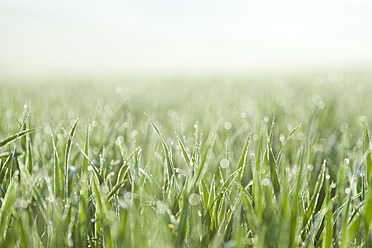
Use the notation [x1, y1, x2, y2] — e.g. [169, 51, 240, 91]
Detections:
[0, 128, 38, 148]
[176, 134, 191, 167]
[64, 119, 78, 204]
[144, 113, 174, 187]
[237, 133, 251, 181]
[63, 126, 103, 183]
[276, 124, 301, 167]
[234, 182, 254, 208]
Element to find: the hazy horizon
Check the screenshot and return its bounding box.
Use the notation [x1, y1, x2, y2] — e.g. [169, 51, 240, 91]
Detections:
[1, 0, 372, 78]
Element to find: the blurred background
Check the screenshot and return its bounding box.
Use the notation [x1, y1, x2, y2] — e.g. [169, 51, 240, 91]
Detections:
[1, 0, 372, 79]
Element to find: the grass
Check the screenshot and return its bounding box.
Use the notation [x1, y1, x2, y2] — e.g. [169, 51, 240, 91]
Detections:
[1, 72, 372, 247]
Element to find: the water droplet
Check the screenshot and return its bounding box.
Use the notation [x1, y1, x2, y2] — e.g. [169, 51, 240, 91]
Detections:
[116, 136, 124, 145]
[240, 112, 246, 118]
[360, 116, 368, 123]
[224, 122, 232, 130]
[345, 188, 351, 194]
[167, 109, 176, 118]
[344, 158, 350, 165]
[296, 132, 304, 140]
[194, 124, 198, 129]
[189, 193, 200, 206]
[115, 87, 122, 94]
[24, 104, 28, 109]
[263, 117, 269, 123]
[279, 134, 285, 143]
[198, 210, 202, 217]
[331, 182, 336, 188]
[262, 178, 270, 186]
[220, 158, 229, 168]
[276, 96, 286, 106]
[326, 175, 330, 180]
[97, 98, 104, 105]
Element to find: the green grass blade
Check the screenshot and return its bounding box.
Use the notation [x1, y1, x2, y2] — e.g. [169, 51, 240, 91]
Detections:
[268, 146, 280, 197]
[176, 134, 191, 167]
[82, 124, 89, 173]
[237, 133, 251, 181]
[64, 119, 78, 204]
[0, 128, 38, 148]
[276, 124, 301, 167]
[145, 113, 174, 188]
[52, 134, 62, 200]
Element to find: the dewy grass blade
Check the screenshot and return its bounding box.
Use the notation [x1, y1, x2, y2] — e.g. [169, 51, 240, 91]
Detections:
[237, 133, 251, 181]
[0, 128, 38, 148]
[340, 194, 352, 248]
[145, 113, 174, 187]
[276, 124, 301, 167]
[300, 162, 325, 240]
[268, 146, 280, 197]
[365, 124, 372, 182]
[82, 124, 89, 173]
[288, 151, 305, 247]
[52, 134, 62, 199]
[176, 134, 191, 167]
[0, 179, 15, 240]
[64, 119, 78, 204]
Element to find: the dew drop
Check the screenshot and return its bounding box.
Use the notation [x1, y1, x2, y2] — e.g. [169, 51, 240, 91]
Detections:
[345, 188, 351, 195]
[224, 122, 232, 130]
[262, 178, 270, 186]
[189, 193, 200, 206]
[344, 158, 350, 165]
[220, 158, 230, 168]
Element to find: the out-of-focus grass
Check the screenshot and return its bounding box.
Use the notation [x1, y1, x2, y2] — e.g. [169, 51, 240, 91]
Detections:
[1, 72, 372, 247]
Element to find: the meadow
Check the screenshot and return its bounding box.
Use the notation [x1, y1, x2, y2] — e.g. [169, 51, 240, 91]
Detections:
[1, 72, 372, 247]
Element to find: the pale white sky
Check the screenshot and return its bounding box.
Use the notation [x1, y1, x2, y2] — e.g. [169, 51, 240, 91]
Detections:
[1, 0, 372, 77]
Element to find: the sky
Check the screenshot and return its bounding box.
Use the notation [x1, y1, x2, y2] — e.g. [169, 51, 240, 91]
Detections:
[1, 0, 372, 77]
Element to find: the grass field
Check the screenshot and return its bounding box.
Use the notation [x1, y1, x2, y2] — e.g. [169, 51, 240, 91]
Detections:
[1, 72, 372, 247]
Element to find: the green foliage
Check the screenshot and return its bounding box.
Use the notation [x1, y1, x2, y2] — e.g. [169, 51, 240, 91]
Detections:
[1, 74, 372, 247]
